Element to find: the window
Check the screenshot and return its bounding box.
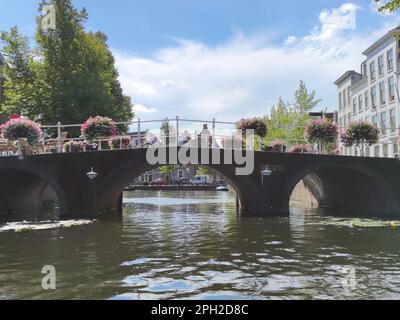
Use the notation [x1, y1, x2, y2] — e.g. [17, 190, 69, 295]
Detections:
[374, 145, 380, 158]
[370, 61, 376, 81]
[364, 91, 369, 109]
[353, 98, 357, 114]
[381, 111, 387, 134]
[343, 89, 347, 108]
[365, 146, 370, 157]
[379, 81, 386, 105]
[347, 113, 351, 125]
[378, 55, 384, 76]
[371, 86, 377, 108]
[362, 62, 367, 77]
[358, 95, 363, 112]
[390, 108, 396, 133]
[372, 115, 379, 127]
[394, 144, 399, 157]
[383, 144, 389, 158]
[347, 88, 351, 106]
[389, 76, 395, 102]
[387, 49, 394, 70]
[339, 92, 343, 110]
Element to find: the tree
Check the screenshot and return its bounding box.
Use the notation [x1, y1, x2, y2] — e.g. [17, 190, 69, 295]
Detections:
[305, 118, 338, 154]
[341, 121, 380, 156]
[198, 166, 213, 175]
[375, 0, 400, 12]
[294, 80, 322, 115]
[35, 0, 132, 131]
[1, 0, 133, 134]
[0, 27, 49, 121]
[160, 118, 176, 146]
[264, 81, 322, 148]
[292, 80, 322, 140]
[159, 165, 176, 175]
[264, 98, 296, 143]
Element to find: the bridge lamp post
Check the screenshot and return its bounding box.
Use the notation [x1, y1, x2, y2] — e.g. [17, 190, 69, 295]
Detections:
[261, 167, 272, 186]
[86, 167, 98, 180]
[86, 167, 98, 217]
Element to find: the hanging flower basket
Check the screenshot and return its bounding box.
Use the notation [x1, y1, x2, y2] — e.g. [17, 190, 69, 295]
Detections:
[269, 140, 286, 153]
[236, 118, 268, 138]
[1, 118, 42, 145]
[341, 121, 380, 147]
[81, 116, 117, 142]
[304, 119, 338, 144]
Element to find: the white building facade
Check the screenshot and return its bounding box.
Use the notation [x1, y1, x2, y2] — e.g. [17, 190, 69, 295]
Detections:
[335, 27, 400, 158]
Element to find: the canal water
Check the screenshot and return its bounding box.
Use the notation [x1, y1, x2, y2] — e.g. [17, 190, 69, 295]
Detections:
[1, 190, 400, 300]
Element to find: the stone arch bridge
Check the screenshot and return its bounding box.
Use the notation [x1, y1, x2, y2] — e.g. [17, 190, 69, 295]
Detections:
[0, 148, 399, 218]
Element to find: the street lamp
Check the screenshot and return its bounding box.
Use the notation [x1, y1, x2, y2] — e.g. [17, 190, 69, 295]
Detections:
[261, 167, 272, 185]
[86, 167, 98, 180]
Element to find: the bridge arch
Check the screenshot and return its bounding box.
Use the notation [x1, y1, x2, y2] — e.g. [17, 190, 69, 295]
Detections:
[285, 163, 398, 216]
[0, 163, 67, 216]
[96, 160, 249, 214]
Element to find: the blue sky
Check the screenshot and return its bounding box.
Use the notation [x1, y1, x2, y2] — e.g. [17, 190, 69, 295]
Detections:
[1, 0, 400, 125]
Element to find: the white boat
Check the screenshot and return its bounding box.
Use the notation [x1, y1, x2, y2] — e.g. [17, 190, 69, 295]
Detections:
[216, 185, 229, 191]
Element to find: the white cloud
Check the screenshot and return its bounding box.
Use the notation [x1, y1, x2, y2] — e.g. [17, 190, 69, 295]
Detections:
[133, 104, 157, 114]
[114, 2, 400, 125]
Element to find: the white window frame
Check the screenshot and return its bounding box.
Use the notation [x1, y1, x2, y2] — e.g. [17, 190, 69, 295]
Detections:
[378, 55, 384, 76]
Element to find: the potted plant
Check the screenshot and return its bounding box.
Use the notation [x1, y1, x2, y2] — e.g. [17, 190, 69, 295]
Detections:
[236, 117, 268, 138]
[1, 118, 42, 146]
[341, 121, 379, 156]
[112, 136, 132, 150]
[305, 118, 338, 154]
[269, 140, 286, 153]
[63, 140, 85, 153]
[289, 144, 311, 154]
[236, 118, 267, 150]
[81, 116, 117, 150]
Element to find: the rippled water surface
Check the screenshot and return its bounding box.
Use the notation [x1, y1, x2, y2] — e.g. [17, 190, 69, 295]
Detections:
[1, 190, 400, 300]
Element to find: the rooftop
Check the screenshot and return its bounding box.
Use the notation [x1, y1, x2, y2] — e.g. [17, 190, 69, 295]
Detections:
[333, 70, 361, 86]
[362, 25, 400, 56]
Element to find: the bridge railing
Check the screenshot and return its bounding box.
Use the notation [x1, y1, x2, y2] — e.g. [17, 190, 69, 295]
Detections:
[37, 117, 236, 152]
[2, 116, 398, 158]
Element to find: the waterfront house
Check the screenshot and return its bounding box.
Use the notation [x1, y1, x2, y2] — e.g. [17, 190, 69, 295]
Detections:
[335, 26, 400, 158]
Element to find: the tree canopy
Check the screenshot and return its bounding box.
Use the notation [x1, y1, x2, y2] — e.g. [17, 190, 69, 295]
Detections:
[264, 81, 322, 145]
[375, 0, 400, 12]
[0, 0, 133, 132]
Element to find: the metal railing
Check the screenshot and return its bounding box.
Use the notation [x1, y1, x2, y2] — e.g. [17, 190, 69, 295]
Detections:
[37, 117, 240, 154]
[1, 116, 399, 158]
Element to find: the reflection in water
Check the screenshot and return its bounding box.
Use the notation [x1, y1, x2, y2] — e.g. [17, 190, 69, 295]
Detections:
[0, 190, 400, 300]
